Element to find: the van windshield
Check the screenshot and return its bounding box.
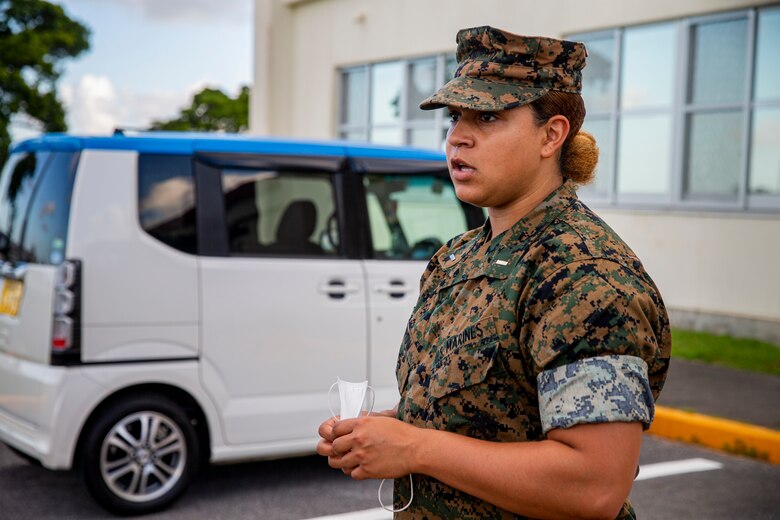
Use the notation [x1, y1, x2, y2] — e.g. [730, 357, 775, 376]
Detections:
[0, 151, 79, 265]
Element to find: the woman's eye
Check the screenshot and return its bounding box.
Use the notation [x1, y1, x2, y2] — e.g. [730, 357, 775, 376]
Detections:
[480, 113, 498, 123]
[448, 112, 460, 124]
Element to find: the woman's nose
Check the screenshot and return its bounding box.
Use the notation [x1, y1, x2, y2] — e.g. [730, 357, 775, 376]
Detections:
[446, 120, 474, 148]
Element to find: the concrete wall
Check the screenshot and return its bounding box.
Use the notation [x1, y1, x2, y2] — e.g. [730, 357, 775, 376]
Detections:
[252, 0, 780, 341]
[596, 208, 780, 342]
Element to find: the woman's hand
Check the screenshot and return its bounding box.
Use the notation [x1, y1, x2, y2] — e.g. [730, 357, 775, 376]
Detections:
[317, 415, 423, 480]
[316, 407, 397, 458]
[316, 415, 341, 458]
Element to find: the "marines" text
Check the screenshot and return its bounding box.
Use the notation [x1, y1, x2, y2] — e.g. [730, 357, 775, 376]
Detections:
[442, 323, 484, 350]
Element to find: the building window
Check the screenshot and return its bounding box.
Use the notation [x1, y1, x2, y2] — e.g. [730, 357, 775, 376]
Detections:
[685, 16, 747, 201]
[751, 8, 780, 202]
[617, 23, 675, 200]
[339, 54, 455, 150]
[573, 6, 780, 212]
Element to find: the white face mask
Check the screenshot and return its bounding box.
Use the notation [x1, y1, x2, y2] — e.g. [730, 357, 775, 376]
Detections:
[328, 377, 374, 419]
[326, 378, 413, 513]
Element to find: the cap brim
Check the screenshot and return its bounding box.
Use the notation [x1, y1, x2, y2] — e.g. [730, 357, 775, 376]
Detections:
[419, 75, 548, 111]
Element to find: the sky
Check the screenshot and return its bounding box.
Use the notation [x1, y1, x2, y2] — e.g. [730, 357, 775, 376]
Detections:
[10, 0, 253, 143]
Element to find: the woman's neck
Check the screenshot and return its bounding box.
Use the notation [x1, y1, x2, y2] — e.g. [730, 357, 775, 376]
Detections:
[488, 173, 563, 237]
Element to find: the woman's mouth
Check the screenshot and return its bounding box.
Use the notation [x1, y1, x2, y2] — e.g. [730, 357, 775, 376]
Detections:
[450, 158, 477, 180]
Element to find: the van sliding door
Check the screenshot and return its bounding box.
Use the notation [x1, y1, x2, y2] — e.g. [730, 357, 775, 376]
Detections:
[195, 153, 368, 449]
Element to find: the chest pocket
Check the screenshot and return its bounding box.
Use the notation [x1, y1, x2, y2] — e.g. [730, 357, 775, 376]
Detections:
[428, 316, 500, 400]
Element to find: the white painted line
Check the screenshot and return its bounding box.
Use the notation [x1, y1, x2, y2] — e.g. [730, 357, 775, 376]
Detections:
[636, 457, 723, 481]
[300, 507, 392, 520]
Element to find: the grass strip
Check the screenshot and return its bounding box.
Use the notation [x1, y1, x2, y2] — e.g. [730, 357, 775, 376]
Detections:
[671, 329, 780, 376]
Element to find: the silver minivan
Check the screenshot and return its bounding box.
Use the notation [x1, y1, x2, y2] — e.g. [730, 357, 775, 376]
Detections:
[0, 132, 482, 515]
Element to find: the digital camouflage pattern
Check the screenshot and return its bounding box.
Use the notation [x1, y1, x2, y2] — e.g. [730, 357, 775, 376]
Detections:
[394, 180, 672, 519]
[538, 355, 654, 434]
[420, 26, 587, 112]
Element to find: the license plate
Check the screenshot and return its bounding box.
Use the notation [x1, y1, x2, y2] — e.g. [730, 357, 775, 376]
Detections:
[0, 279, 24, 317]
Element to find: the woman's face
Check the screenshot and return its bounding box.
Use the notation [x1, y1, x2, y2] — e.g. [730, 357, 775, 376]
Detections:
[445, 105, 553, 209]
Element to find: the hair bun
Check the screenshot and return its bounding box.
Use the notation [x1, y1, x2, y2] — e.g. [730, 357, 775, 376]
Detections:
[563, 131, 599, 185]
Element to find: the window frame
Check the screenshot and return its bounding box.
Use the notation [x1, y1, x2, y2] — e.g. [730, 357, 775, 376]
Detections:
[338, 54, 454, 150]
[194, 153, 351, 259]
[572, 6, 780, 214]
[748, 5, 780, 210]
[576, 28, 619, 206]
[339, 65, 370, 141]
[679, 10, 753, 209]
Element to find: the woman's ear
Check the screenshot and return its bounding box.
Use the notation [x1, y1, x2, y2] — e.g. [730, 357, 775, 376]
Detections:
[540, 115, 570, 159]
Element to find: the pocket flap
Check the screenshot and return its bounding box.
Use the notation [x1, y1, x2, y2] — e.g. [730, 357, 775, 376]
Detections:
[428, 318, 499, 399]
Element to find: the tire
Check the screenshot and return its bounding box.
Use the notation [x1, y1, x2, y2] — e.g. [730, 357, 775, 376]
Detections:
[81, 394, 201, 516]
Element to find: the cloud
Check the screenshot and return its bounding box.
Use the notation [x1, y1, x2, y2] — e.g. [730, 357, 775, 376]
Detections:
[12, 74, 245, 139]
[67, 0, 252, 24]
[61, 74, 118, 133]
[60, 74, 231, 134]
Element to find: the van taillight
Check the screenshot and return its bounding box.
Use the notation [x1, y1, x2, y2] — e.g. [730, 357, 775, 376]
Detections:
[51, 260, 81, 365]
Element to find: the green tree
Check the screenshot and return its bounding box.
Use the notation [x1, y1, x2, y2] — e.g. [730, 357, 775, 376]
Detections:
[150, 85, 249, 133]
[0, 0, 90, 167]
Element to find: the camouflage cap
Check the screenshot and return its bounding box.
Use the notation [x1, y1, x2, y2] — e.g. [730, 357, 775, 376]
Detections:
[420, 26, 588, 111]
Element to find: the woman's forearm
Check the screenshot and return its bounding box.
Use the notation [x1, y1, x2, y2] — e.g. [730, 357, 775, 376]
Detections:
[411, 422, 641, 520]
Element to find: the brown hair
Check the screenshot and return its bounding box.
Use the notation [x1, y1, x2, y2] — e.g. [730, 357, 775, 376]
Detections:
[529, 91, 598, 185]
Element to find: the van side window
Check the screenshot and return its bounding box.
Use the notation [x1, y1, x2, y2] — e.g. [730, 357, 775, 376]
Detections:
[364, 174, 469, 260]
[0, 151, 51, 263]
[20, 152, 79, 265]
[138, 154, 197, 254]
[221, 170, 340, 257]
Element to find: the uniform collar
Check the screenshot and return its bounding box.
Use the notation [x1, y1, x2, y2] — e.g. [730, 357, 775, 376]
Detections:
[489, 178, 579, 252]
[437, 179, 579, 281]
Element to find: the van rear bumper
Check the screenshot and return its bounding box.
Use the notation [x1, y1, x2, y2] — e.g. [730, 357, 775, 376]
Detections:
[0, 351, 99, 470]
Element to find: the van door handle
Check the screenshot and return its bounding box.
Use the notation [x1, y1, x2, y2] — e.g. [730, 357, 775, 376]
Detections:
[318, 280, 360, 300]
[374, 280, 408, 299]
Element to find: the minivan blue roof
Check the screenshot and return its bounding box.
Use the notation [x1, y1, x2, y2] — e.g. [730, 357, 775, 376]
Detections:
[10, 132, 446, 162]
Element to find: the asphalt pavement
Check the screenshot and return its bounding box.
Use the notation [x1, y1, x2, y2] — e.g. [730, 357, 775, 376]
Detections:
[657, 358, 780, 430]
[1, 436, 779, 520]
[1, 357, 778, 519]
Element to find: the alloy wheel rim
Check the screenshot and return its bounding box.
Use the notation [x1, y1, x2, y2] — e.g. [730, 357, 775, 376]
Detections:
[99, 411, 187, 503]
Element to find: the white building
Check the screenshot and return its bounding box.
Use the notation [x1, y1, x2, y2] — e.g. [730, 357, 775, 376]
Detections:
[251, 0, 780, 344]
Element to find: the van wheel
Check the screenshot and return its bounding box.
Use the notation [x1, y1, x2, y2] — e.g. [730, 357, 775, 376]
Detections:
[81, 395, 200, 515]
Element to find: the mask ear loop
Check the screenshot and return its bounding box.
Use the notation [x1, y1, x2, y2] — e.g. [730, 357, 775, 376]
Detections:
[364, 385, 375, 417]
[373, 384, 412, 513]
[329, 382, 410, 512]
[378, 475, 414, 513]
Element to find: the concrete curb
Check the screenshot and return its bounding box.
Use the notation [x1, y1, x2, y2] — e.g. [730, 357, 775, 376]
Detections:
[648, 405, 780, 464]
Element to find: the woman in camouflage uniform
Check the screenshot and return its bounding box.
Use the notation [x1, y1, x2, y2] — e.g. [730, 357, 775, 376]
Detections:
[318, 26, 671, 520]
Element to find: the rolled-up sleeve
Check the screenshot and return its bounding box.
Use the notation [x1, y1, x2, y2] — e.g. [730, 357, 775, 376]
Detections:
[524, 258, 668, 433]
[537, 355, 654, 433]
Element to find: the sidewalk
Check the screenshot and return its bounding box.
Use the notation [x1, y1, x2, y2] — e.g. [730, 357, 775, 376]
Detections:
[648, 358, 780, 463]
